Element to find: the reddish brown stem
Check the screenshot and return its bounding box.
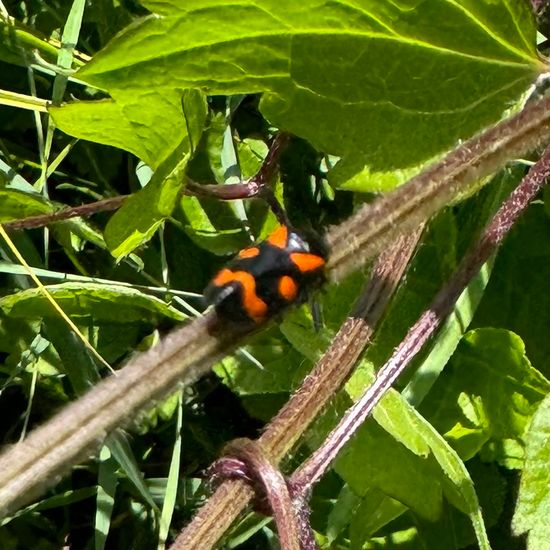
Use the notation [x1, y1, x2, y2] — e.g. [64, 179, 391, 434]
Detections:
[3, 195, 128, 230]
[216, 439, 301, 550]
[4, 133, 290, 231]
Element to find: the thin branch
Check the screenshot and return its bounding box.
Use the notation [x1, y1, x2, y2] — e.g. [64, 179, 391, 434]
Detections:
[3, 195, 128, 230]
[3, 133, 290, 231]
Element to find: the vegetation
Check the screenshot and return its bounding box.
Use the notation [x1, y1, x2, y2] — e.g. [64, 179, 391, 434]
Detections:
[0, 1, 550, 548]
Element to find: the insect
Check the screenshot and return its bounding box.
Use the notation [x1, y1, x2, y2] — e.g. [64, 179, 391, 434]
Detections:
[204, 225, 327, 325]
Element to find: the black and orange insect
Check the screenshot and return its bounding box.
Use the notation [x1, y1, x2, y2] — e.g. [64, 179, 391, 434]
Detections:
[204, 225, 327, 325]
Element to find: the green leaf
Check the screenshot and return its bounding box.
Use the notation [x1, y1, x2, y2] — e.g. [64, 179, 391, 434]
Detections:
[402, 262, 492, 407]
[76, 0, 540, 184]
[513, 393, 550, 548]
[179, 195, 250, 256]
[53, 88, 207, 259]
[158, 392, 183, 549]
[104, 164, 184, 259]
[106, 433, 157, 510]
[52, 0, 85, 104]
[1, 487, 96, 525]
[341, 362, 489, 548]
[44, 320, 100, 394]
[95, 446, 118, 550]
[421, 328, 550, 468]
[0, 282, 185, 323]
[239, 138, 269, 179]
[51, 88, 206, 169]
[334, 417, 444, 521]
[214, 331, 310, 396]
[326, 484, 362, 544]
[328, 157, 427, 193]
[362, 208, 461, 369]
[348, 490, 407, 549]
[0, 161, 36, 192]
[280, 306, 333, 362]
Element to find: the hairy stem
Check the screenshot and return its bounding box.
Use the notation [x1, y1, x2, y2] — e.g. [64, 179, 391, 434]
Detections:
[0, 314, 229, 516]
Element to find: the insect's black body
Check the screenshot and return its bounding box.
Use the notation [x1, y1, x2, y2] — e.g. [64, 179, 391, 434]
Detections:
[204, 226, 327, 325]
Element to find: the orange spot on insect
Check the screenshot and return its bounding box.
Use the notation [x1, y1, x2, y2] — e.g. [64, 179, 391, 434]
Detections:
[238, 246, 260, 259]
[267, 225, 288, 249]
[212, 268, 235, 286]
[212, 269, 267, 321]
[234, 271, 268, 320]
[290, 252, 326, 273]
[278, 275, 298, 301]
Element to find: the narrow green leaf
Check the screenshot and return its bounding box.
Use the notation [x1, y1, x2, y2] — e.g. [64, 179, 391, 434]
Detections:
[52, 0, 85, 102]
[0, 161, 35, 192]
[0, 19, 61, 68]
[95, 446, 118, 550]
[402, 262, 492, 407]
[106, 433, 157, 510]
[57, 1, 85, 71]
[326, 484, 362, 543]
[0, 282, 185, 323]
[1, 487, 97, 525]
[44, 319, 100, 394]
[158, 392, 183, 549]
[349, 490, 406, 549]
[0, 189, 53, 221]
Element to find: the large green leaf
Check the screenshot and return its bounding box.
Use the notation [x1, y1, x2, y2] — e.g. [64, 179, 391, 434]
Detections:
[50, 87, 206, 171]
[0, 282, 185, 323]
[339, 362, 489, 548]
[71, 0, 540, 189]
